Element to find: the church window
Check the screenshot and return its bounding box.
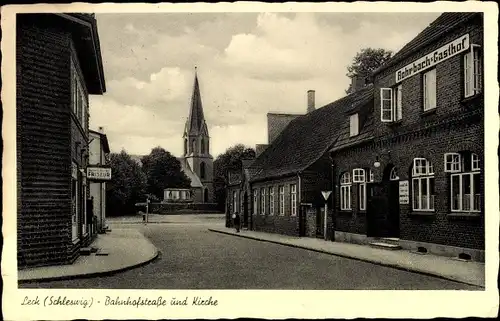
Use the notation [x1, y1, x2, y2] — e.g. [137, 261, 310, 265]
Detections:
[200, 162, 206, 179]
[201, 138, 205, 154]
[184, 139, 187, 155]
[191, 139, 196, 153]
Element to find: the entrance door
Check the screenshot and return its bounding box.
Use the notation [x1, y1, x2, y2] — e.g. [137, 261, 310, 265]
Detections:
[298, 206, 307, 237]
[315, 207, 324, 238]
[243, 192, 249, 228]
[367, 181, 400, 238]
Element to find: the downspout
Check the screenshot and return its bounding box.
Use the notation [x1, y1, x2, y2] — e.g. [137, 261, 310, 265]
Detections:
[329, 154, 336, 242]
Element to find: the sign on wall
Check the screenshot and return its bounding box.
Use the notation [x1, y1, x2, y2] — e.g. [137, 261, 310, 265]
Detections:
[399, 180, 409, 204]
[87, 167, 112, 181]
[395, 34, 470, 83]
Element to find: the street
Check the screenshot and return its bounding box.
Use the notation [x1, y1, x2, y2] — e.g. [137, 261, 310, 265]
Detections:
[22, 214, 480, 290]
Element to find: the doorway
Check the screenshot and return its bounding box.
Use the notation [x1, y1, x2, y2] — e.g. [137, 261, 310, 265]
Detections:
[315, 207, 325, 238]
[367, 165, 400, 238]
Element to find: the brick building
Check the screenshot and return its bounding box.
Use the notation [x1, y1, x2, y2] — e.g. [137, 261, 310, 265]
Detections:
[330, 12, 484, 261]
[226, 159, 256, 228]
[247, 87, 373, 237]
[16, 13, 106, 268]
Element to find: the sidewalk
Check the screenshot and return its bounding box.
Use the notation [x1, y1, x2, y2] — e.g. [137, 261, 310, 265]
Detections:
[18, 228, 159, 283]
[209, 227, 485, 288]
[108, 213, 225, 224]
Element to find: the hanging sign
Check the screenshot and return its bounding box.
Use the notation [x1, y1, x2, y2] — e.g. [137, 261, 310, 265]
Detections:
[395, 34, 470, 83]
[399, 180, 409, 204]
[87, 167, 112, 181]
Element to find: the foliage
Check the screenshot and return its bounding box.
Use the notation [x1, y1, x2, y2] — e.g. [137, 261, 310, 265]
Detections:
[213, 144, 256, 211]
[345, 48, 393, 94]
[106, 150, 147, 216]
[141, 146, 191, 199]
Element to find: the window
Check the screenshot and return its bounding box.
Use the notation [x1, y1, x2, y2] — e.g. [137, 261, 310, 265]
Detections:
[290, 184, 297, 216]
[389, 167, 399, 181]
[359, 169, 372, 211]
[352, 168, 365, 183]
[184, 139, 187, 155]
[279, 185, 285, 216]
[464, 45, 482, 98]
[350, 114, 359, 137]
[261, 188, 266, 215]
[200, 162, 206, 179]
[444, 153, 461, 173]
[233, 191, 238, 213]
[191, 139, 196, 153]
[340, 172, 352, 210]
[412, 158, 435, 211]
[451, 152, 481, 213]
[201, 138, 205, 154]
[269, 187, 275, 215]
[368, 169, 374, 182]
[253, 189, 258, 215]
[71, 58, 87, 129]
[423, 69, 437, 111]
[380, 85, 403, 122]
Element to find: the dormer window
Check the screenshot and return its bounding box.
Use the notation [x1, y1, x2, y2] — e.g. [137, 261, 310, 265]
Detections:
[349, 113, 359, 137]
[380, 85, 402, 122]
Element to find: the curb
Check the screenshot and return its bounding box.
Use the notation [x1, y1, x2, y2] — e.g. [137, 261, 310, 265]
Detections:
[18, 240, 160, 284]
[208, 228, 484, 288]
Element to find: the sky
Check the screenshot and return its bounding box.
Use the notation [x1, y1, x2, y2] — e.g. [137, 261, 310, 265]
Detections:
[89, 12, 442, 158]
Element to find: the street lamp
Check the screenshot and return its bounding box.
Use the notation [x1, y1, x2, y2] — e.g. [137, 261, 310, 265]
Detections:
[373, 156, 381, 168]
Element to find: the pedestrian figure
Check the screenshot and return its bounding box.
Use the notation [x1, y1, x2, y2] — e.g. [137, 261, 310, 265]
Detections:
[234, 212, 241, 233]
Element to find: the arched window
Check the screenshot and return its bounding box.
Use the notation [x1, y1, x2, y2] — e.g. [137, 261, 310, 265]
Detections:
[200, 162, 206, 179]
[184, 139, 187, 155]
[191, 139, 196, 153]
[340, 172, 352, 210]
[389, 167, 399, 181]
[411, 158, 435, 211]
[446, 151, 481, 212]
[201, 138, 205, 154]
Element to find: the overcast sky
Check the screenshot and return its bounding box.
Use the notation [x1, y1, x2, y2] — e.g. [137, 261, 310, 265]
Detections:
[89, 12, 441, 158]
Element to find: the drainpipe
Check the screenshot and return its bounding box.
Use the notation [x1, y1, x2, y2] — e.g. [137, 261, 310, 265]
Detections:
[329, 154, 336, 242]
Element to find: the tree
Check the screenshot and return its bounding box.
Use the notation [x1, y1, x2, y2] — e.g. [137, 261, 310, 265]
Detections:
[107, 150, 147, 216]
[345, 48, 393, 94]
[213, 144, 256, 211]
[141, 147, 191, 199]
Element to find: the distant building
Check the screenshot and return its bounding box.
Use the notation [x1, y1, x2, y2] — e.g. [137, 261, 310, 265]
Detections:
[16, 13, 106, 268]
[88, 127, 111, 233]
[226, 158, 257, 228]
[176, 69, 214, 203]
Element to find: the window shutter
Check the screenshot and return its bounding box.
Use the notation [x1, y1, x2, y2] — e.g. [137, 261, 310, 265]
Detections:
[380, 88, 393, 122]
[396, 85, 403, 120]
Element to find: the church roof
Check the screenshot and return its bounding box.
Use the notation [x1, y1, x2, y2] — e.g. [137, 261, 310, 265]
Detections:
[177, 157, 204, 188]
[185, 69, 208, 136]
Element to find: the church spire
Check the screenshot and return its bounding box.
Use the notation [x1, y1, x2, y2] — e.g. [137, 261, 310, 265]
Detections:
[185, 67, 207, 136]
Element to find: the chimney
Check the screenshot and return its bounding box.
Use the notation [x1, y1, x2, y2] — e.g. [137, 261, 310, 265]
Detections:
[307, 90, 315, 113]
[350, 75, 366, 93]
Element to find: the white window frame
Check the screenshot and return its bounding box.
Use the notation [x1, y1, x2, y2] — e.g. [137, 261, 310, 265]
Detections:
[444, 153, 462, 173]
[423, 68, 437, 111]
[359, 183, 367, 211]
[261, 188, 266, 215]
[352, 168, 365, 183]
[253, 189, 258, 215]
[279, 186, 285, 216]
[450, 172, 481, 213]
[471, 153, 480, 171]
[464, 44, 482, 98]
[380, 86, 402, 123]
[349, 113, 359, 137]
[269, 187, 275, 215]
[290, 184, 297, 216]
[412, 158, 435, 211]
[340, 172, 352, 211]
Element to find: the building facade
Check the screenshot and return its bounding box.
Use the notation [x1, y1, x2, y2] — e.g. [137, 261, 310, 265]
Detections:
[17, 13, 106, 268]
[226, 159, 256, 228]
[88, 127, 111, 233]
[178, 69, 214, 203]
[330, 12, 484, 261]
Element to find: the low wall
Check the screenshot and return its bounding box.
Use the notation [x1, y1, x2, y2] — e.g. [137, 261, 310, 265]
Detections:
[150, 202, 222, 214]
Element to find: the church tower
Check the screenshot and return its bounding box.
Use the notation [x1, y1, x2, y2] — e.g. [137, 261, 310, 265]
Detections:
[182, 68, 213, 203]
